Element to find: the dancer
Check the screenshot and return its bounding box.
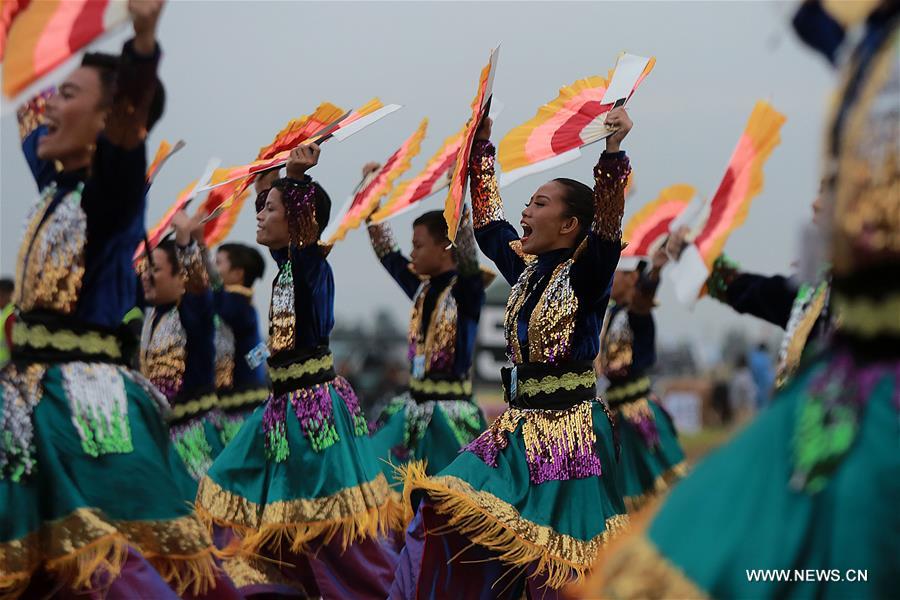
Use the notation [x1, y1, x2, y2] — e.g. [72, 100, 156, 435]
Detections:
[140, 210, 222, 483]
[196, 144, 400, 599]
[599, 247, 686, 512]
[212, 242, 269, 444]
[393, 108, 634, 598]
[0, 2, 230, 597]
[366, 161, 488, 489]
[584, 2, 899, 597]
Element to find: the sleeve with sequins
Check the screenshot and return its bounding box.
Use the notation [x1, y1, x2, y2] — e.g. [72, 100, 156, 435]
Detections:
[17, 88, 56, 190]
[469, 140, 527, 285]
[280, 177, 320, 249]
[591, 151, 632, 241]
[367, 221, 420, 299]
[177, 242, 211, 296]
[453, 204, 488, 321]
[709, 254, 797, 329]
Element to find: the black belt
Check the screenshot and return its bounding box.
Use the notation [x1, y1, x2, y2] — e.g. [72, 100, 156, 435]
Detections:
[11, 311, 125, 364]
[500, 360, 597, 410]
[268, 346, 335, 397]
[605, 376, 652, 407]
[409, 374, 473, 402]
[217, 384, 270, 413]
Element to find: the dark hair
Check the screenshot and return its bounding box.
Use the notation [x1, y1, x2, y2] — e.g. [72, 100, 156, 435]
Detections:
[0, 278, 13, 294]
[553, 177, 594, 242]
[81, 52, 165, 132]
[154, 239, 180, 275]
[412, 210, 450, 244]
[218, 243, 265, 287]
[269, 178, 332, 239]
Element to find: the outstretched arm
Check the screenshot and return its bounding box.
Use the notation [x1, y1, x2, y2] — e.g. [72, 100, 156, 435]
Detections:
[367, 220, 420, 299]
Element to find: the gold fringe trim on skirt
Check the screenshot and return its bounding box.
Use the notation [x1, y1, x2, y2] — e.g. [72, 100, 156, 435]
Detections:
[624, 461, 689, 513]
[194, 473, 404, 556]
[400, 461, 630, 590]
[0, 507, 220, 599]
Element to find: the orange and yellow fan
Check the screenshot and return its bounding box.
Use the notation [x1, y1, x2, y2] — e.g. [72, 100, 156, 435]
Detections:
[146, 139, 186, 186]
[324, 118, 428, 244]
[370, 123, 466, 223]
[497, 53, 654, 187]
[667, 100, 787, 304]
[443, 45, 499, 243]
[2, 0, 129, 98]
[618, 183, 697, 271]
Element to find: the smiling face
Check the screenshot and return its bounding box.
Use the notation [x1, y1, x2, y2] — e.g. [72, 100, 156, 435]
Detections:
[142, 248, 184, 306]
[37, 67, 108, 169]
[256, 188, 291, 249]
[520, 180, 580, 255]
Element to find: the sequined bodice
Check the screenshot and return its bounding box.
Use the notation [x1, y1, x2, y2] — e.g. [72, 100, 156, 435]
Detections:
[269, 260, 296, 355]
[214, 319, 235, 390]
[600, 305, 633, 379]
[140, 306, 186, 401]
[408, 274, 459, 376]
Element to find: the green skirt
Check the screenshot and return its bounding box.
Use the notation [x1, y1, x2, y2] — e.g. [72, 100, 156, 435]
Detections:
[405, 399, 629, 589]
[196, 377, 402, 554]
[369, 392, 487, 489]
[592, 351, 900, 599]
[612, 396, 687, 511]
[0, 362, 219, 597]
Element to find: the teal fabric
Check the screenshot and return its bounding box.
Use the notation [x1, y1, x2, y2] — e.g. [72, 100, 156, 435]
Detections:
[616, 400, 685, 504]
[206, 385, 385, 505]
[422, 402, 626, 541]
[369, 398, 488, 488]
[1, 365, 198, 544]
[648, 356, 900, 598]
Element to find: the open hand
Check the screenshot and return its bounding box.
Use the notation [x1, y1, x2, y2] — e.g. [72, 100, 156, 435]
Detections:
[172, 208, 205, 247]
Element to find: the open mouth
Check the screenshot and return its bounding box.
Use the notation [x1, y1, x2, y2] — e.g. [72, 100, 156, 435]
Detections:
[520, 222, 533, 242]
[45, 117, 60, 136]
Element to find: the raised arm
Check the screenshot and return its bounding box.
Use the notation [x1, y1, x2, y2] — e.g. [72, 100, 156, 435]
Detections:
[172, 209, 211, 296]
[571, 108, 633, 305]
[17, 88, 56, 190]
[707, 254, 797, 329]
[469, 122, 526, 285]
[367, 220, 420, 299]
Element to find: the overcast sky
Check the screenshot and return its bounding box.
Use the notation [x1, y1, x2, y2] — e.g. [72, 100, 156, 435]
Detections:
[0, 1, 837, 351]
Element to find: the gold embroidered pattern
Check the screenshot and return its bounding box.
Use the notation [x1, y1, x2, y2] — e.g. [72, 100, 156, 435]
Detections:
[408, 378, 472, 396]
[140, 306, 186, 400]
[600, 307, 634, 377]
[776, 284, 829, 388]
[194, 473, 403, 554]
[604, 377, 652, 403]
[214, 321, 235, 390]
[407, 276, 460, 374]
[367, 222, 400, 259]
[403, 463, 630, 589]
[177, 242, 210, 295]
[469, 141, 505, 228]
[269, 353, 333, 383]
[11, 322, 121, 360]
[0, 507, 218, 597]
[833, 292, 900, 338]
[528, 255, 580, 364]
[517, 370, 596, 398]
[16, 184, 87, 315]
[218, 387, 270, 410]
[169, 394, 218, 420]
[269, 261, 296, 355]
[828, 30, 900, 274]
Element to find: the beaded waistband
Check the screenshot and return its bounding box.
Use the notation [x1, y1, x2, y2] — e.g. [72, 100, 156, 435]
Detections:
[409, 376, 473, 402]
[268, 346, 335, 396]
[11, 311, 123, 364]
[500, 360, 597, 409]
[605, 376, 652, 406]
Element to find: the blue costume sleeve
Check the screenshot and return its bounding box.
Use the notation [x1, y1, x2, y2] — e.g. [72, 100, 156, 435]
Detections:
[367, 221, 420, 299]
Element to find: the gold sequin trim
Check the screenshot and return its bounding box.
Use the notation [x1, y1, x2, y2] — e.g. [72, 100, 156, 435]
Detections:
[0, 507, 218, 597]
[591, 155, 631, 241]
[402, 462, 630, 589]
[268, 261, 296, 355]
[527, 258, 579, 364]
[604, 377, 652, 403]
[581, 534, 708, 599]
[169, 394, 218, 420]
[268, 353, 333, 383]
[408, 378, 472, 396]
[517, 370, 596, 399]
[194, 473, 403, 554]
[623, 462, 689, 514]
[367, 222, 400, 260]
[10, 322, 121, 359]
[408, 277, 459, 375]
[469, 143, 505, 228]
[776, 285, 829, 388]
[223, 284, 253, 298]
[221, 555, 309, 594]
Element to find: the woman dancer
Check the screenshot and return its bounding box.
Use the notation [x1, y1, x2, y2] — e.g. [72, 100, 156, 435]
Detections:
[393, 108, 634, 597]
[196, 145, 400, 599]
[0, 2, 229, 597]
